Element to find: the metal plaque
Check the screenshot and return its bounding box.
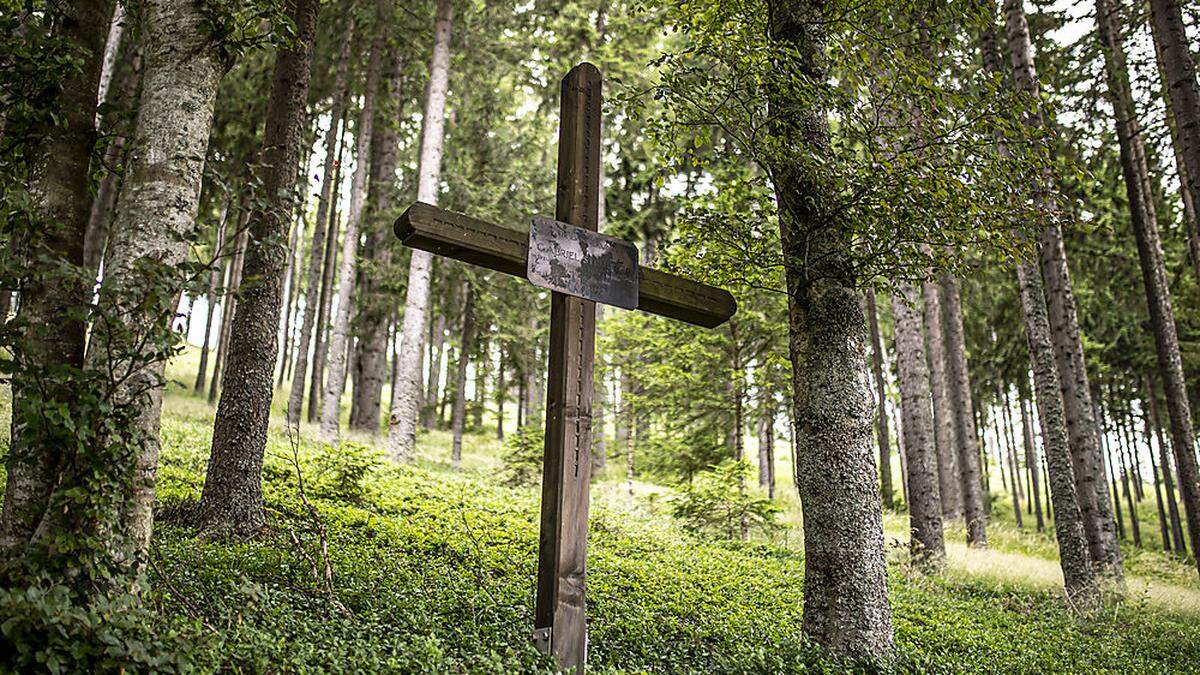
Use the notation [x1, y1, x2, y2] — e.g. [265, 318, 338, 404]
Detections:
[527, 216, 639, 309]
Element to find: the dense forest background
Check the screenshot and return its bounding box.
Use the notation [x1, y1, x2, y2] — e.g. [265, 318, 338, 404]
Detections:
[1, 0, 1200, 670]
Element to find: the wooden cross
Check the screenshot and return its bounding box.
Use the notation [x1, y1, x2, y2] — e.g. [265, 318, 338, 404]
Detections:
[393, 62, 736, 672]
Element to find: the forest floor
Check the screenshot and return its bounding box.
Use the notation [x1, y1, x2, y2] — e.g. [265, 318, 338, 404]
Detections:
[2, 349, 1200, 672]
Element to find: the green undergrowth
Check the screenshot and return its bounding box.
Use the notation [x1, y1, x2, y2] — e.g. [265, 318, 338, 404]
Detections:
[138, 393, 1200, 672]
[2, 376, 1200, 672]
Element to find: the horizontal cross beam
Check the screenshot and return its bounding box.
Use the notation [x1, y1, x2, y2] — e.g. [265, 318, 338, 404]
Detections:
[394, 201, 737, 328]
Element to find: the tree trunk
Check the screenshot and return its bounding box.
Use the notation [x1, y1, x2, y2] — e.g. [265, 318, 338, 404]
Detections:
[276, 213, 302, 388]
[287, 23, 351, 426]
[26, 0, 225, 570]
[940, 276, 987, 544]
[1142, 391, 1172, 552]
[758, 405, 777, 498]
[84, 19, 142, 275]
[593, 308, 607, 470]
[893, 285, 946, 569]
[471, 345, 486, 429]
[496, 348, 507, 441]
[1004, 0, 1118, 587]
[450, 282, 475, 468]
[922, 279, 961, 520]
[1020, 392, 1046, 532]
[349, 46, 405, 434]
[1000, 387, 1023, 529]
[1147, 377, 1187, 556]
[319, 4, 387, 443]
[197, 0, 319, 535]
[1015, 254, 1099, 606]
[1147, 0, 1200, 282]
[387, 0, 454, 460]
[865, 290, 894, 509]
[1102, 424, 1125, 542]
[308, 131, 344, 422]
[985, 0, 1110, 579]
[424, 313, 447, 428]
[1114, 409, 1142, 547]
[1098, 0, 1200, 575]
[766, 0, 894, 658]
[209, 226, 247, 404]
[1, 0, 115, 554]
[1118, 405, 1144, 502]
[196, 205, 231, 394]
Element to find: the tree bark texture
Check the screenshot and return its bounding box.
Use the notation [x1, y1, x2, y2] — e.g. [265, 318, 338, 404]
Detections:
[286, 22, 352, 426]
[198, 0, 319, 535]
[1005, 0, 1123, 580]
[84, 20, 142, 275]
[349, 45, 405, 434]
[387, 0, 454, 460]
[2, 0, 116, 554]
[767, 0, 894, 660]
[893, 284, 946, 569]
[308, 130, 345, 422]
[939, 276, 987, 545]
[450, 282, 475, 468]
[1015, 257, 1100, 607]
[865, 290, 894, 509]
[319, 5, 386, 442]
[1147, 0, 1200, 280]
[1099, 0, 1200, 576]
[921, 279, 961, 520]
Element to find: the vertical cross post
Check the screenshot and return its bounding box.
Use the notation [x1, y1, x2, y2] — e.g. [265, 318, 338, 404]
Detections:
[534, 62, 602, 672]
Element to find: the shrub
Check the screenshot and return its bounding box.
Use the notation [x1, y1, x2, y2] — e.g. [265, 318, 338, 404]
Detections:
[0, 579, 194, 673]
[499, 424, 544, 487]
[308, 441, 383, 504]
[670, 460, 781, 539]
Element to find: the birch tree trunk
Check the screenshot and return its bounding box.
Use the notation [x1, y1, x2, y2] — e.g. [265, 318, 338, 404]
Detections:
[1, 0, 115, 553]
[319, 9, 386, 442]
[768, 0, 894, 655]
[922, 280, 961, 520]
[893, 285, 946, 570]
[387, 0, 454, 461]
[865, 290, 894, 509]
[450, 282, 475, 468]
[940, 276, 987, 545]
[286, 22, 352, 426]
[198, 0, 320, 535]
